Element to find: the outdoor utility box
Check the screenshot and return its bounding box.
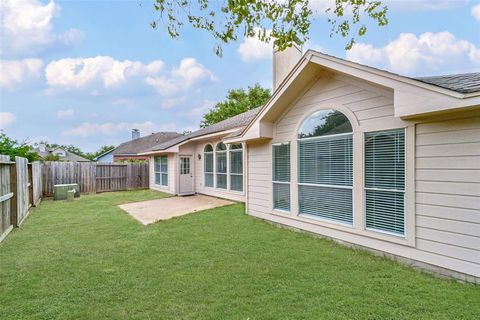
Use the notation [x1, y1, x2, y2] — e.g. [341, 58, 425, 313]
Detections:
[54, 184, 80, 200]
[67, 190, 76, 202]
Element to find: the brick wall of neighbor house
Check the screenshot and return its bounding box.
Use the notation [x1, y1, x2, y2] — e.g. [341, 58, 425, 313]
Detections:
[246, 73, 480, 280]
[113, 155, 150, 162]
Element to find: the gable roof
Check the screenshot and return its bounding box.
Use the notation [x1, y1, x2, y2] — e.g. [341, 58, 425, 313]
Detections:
[35, 148, 91, 162]
[146, 107, 262, 152]
[414, 73, 480, 94]
[113, 132, 182, 155]
[226, 50, 480, 143]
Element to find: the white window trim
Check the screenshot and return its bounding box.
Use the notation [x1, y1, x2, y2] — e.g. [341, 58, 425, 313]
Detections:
[154, 155, 168, 188]
[229, 145, 243, 192]
[203, 142, 245, 194]
[363, 127, 407, 238]
[297, 132, 354, 226]
[266, 104, 415, 247]
[215, 143, 228, 190]
[204, 144, 214, 188]
[272, 142, 291, 213]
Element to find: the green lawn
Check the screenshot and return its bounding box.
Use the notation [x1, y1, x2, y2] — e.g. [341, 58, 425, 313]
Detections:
[0, 190, 478, 319]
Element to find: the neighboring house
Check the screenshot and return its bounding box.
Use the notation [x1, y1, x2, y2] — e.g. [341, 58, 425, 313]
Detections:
[95, 130, 182, 162]
[33, 144, 91, 162]
[141, 47, 480, 282]
[95, 149, 114, 163]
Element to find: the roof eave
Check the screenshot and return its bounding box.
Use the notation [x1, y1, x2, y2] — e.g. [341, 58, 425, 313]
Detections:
[232, 50, 480, 141]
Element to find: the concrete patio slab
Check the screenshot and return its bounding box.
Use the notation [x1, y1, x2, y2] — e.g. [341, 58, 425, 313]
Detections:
[118, 194, 234, 225]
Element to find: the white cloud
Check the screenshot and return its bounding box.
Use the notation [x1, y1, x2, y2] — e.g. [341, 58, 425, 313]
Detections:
[162, 97, 187, 109]
[0, 58, 43, 88]
[0, 0, 83, 55]
[347, 31, 480, 75]
[145, 58, 217, 96]
[63, 121, 176, 138]
[185, 99, 216, 118]
[45, 56, 164, 90]
[56, 108, 74, 119]
[238, 29, 272, 62]
[0, 112, 16, 127]
[472, 3, 480, 21]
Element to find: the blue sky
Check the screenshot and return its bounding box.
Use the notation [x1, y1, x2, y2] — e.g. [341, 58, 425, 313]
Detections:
[1, 0, 479, 152]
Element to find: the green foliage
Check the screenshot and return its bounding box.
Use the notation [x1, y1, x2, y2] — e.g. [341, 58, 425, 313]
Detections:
[152, 0, 388, 55]
[0, 190, 478, 319]
[86, 145, 116, 161]
[116, 158, 147, 164]
[200, 83, 270, 128]
[42, 154, 60, 161]
[38, 142, 115, 161]
[0, 133, 39, 162]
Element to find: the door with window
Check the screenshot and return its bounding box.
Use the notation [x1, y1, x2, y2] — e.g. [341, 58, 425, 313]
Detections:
[179, 155, 194, 195]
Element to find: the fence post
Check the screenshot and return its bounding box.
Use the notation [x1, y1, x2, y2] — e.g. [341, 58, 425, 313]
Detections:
[28, 163, 33, 208]
[9, 162, 17, 227]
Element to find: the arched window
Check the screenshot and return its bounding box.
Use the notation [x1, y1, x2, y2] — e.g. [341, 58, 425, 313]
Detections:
[215, 143, 227, 189]
[297, 109, 353, 224]
[229, 144, 243, 191]
[204, 144, 214, 187]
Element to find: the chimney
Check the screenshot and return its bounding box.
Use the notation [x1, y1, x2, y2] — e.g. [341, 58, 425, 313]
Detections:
[132, 129, 140, 140]
[273, 43, 302, 91]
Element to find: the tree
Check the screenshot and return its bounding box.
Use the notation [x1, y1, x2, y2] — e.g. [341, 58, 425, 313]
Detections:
[86, 145, 116, 161]
[200, 83, 270, 128]
[151, 0, 388, 56]
[0, 133, 39, 162]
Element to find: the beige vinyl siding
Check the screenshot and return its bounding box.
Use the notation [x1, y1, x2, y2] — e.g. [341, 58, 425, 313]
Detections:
[149, 154, 176, 195]
[245, 73, 480, 279]
[247, 143, 271, 214]
[415, 116, 480, 267]
[275, 76, 397, 142]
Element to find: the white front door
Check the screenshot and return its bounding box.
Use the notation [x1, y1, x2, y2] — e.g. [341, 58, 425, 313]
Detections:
[179, 155, 194, 195]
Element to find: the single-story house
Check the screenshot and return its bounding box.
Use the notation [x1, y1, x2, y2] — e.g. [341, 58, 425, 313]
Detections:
[141, 47, 480, 282]
[33, 144, 91, 162]
[95, 130, 182, 162]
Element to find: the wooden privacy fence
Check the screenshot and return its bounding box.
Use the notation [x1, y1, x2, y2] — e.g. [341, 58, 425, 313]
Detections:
[0, 155, 43, 242]
[42, 162, 96, 196]
[42, 162, 149, 196]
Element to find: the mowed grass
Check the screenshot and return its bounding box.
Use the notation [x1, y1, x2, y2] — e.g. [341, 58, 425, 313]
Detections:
[0, 190, 478, 319]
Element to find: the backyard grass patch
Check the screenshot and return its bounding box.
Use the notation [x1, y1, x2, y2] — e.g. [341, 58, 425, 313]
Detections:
[0, 190, 478, 319]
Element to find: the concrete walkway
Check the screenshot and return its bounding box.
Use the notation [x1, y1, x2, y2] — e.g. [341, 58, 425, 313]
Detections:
[118, 194, 234, 225]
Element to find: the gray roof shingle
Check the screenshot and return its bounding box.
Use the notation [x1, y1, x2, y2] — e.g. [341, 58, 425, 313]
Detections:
[147, 107, 261, 152]
[113, 132, 182, 155]
[413, 72, 480, 94]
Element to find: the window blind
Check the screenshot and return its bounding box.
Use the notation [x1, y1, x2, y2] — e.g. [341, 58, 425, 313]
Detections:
[272, 143, 290, 212]
[298, 134, 353, 224]
[365, 129, 405, 235]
